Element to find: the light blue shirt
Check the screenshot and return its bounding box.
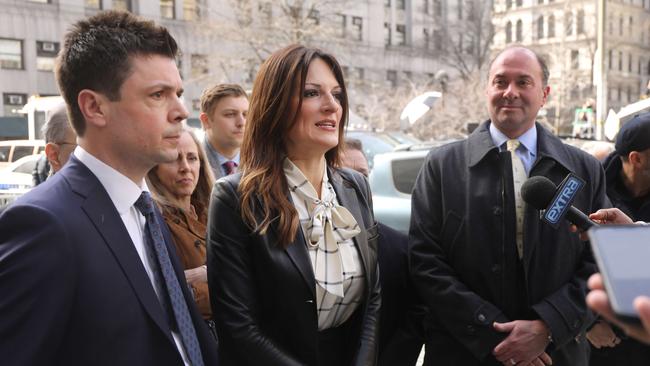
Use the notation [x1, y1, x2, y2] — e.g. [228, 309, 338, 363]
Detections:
[489, 122, 537, 175]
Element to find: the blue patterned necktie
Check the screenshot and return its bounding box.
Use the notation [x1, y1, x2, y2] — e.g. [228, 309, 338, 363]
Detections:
[134, 192, 204, 366]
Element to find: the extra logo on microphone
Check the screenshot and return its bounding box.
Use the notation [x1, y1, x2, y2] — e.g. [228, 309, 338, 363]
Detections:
[542, 173, 586, 228]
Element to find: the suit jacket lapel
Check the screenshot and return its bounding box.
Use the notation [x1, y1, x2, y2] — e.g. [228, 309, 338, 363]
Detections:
[329, 169, 371, 289]
[66, 158, 174, 344]
[281, 193, 317, 298]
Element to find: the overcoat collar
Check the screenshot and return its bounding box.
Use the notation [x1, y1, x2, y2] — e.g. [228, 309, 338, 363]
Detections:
[468, 120, 574, 173]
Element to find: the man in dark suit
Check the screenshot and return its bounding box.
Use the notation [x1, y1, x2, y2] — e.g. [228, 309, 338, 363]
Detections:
[0, 11, 218, 365]
[341, 139, 426, 365]
[409, 46, 609, 366]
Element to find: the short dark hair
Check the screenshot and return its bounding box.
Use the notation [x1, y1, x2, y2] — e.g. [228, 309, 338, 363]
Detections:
[200, 84, 248, 117]
[488, 45, 550, 86]
[344, 138, 364, 153]
[55, 10, 179, 136]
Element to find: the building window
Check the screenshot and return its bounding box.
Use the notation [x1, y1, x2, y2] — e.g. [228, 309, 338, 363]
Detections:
[608, 50, 613, 70]
[619, 51, 623, 71]
[565, 13, 573, 36]
[161, 0, 175, 19]
[629, 16, 633, 38]
[385, 0, 391, 7]
[506, 0, 512, 9]
[257, 2, 272, 22]
[639, 58, 643, 75]
[505, 21, 512, 43]
[516, 0, 522, 6]
[36, 41, 59, 71]
[423, 28, 430, 48]
[355, 67, 365, 80]
[457, 0, 463, 20]
[548, 15, 555, 38]
[190, 54, 208, 78]
[571, 49, 579, 69]
[627, 86, 632, 102]
[396, 24, 406, 45]
[424, 0, 429, 14]
[384, 23, 392, 46]
[352, 16, 363, 41]
[577, 10, 585, 34]
[183, 0, 201, 21]
[3, 93, 27, 116]
[0, 39, 23, 70]
[433, 30, 442, 50]
[516, 20, 523, 42]
[619, 16, 624, 36]
[629, 53, 633, 72]
[339, 14, 347, 38]
[537, 16, 544, 39]
[397, 0, 406, 10]
[85, 0, 102, 9]
[387, 70, 398, 87]
[113, 0, 131, 11]
[433, 0, 442, 16]
[308, 8, 320, 25]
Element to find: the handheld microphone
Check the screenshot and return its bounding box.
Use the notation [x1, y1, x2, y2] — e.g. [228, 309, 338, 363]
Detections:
[521, 175, 597, 231]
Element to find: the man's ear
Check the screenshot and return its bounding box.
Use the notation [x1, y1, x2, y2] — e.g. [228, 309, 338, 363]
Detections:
[542, 85, 551, 106]
[199, 112, 210, 131]
[78, 89, 107, 128]
[44, 143, 61, 172]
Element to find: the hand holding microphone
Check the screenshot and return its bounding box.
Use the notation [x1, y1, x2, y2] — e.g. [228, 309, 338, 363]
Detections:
[521, 174, 597, 231]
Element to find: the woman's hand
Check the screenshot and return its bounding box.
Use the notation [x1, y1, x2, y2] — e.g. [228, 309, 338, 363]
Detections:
[589, 208, 634, 225]
[587, 273, 650, 345]
[185, 265, 207, 285]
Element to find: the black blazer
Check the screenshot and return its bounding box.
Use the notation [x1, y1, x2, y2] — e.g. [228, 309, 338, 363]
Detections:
[207, 167, 380, 366]
[0, 156, 219, 365]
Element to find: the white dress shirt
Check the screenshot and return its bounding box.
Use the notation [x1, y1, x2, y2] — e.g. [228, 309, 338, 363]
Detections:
[74, 147, 190, 365]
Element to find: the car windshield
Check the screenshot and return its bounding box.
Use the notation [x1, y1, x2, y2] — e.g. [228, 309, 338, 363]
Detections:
[392, 157, 425, 194]
[14, 158, 38, 174]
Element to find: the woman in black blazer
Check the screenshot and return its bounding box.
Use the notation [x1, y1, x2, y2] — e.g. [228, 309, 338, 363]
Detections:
[206, 44, 380, 366]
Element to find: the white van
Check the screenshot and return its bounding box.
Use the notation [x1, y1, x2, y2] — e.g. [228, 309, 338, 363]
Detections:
[0, 140, 45, 169]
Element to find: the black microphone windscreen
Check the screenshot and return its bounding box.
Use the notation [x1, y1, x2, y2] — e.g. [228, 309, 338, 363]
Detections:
[521, 176, 557, 210]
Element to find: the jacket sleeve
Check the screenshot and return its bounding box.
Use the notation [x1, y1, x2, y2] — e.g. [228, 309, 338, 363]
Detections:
[351, 172, 381, 366]
[531, 158, 611, 347]
[409, 151, 510, 361]
[0, 204, 76, 365]
[206, 179, 304, 366]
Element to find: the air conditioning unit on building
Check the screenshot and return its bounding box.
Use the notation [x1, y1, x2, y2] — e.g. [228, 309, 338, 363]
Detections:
[8, 94, 24, 105]
[41, 42, 56, 52]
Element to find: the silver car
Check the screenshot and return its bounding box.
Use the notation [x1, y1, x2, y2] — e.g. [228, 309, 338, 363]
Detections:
[369, 142, 455, 233]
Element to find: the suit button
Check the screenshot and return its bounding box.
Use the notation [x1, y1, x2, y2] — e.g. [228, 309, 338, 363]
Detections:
[491, 264, 501, 274]
[477, 313, 487, 323]
[493, 206, 502, 216]
[467, 325, 476, 334]
[194, 240, 202, 247]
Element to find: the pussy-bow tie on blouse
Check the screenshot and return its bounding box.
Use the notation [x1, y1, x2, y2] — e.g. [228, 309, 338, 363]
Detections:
[284, 159, 361, 298]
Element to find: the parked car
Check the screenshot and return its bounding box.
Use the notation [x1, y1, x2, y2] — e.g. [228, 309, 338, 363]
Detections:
[345, 130, 422, 169]
[0, 139, 45, 169]
[0, 154, 41, 206]
[370, 140, 456, 233]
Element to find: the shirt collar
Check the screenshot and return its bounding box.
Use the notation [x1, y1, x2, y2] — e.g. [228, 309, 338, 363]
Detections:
[489, 122, 537, 157]
[74, 146, 147, 215]
[203, 136, 240, 165]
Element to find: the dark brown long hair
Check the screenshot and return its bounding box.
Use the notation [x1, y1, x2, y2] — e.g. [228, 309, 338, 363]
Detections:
[239, 44, 349, 247]
[147, 127, 215, 218]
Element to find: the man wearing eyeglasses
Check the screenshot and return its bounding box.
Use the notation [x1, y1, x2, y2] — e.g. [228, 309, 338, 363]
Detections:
[32, 101, 77, 185]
